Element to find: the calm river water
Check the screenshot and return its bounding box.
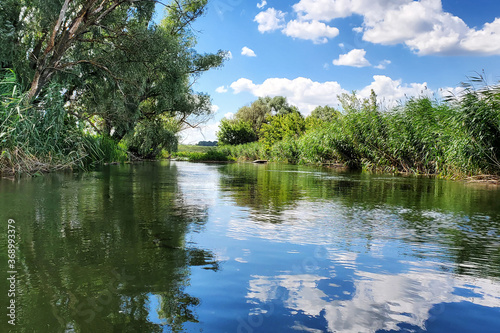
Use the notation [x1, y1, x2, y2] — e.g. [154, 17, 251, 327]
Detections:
[1, 161, 500, 332]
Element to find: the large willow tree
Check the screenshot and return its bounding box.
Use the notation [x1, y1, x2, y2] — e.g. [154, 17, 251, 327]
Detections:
[0, 0, 226, 156]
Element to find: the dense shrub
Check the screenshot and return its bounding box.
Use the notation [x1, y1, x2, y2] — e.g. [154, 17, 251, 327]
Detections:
[126, 117, 179, 159]
[217, 119, 258, 145]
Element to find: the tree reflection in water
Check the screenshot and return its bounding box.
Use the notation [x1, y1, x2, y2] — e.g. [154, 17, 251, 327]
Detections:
[0, 161, 218, 332]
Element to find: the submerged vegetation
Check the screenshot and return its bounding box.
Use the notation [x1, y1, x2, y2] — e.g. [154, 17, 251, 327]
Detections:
[0, 0, 226, 175]
[216, 80, 500, 179]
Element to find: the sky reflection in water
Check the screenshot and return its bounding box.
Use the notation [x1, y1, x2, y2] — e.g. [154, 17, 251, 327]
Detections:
[1, 161, 499, 332]
[181, 162, 500, 333]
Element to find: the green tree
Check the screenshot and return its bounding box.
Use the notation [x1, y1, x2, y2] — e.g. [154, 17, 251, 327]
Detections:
[338, 89, 378, 113]
[1, 0, 227, 161]
[308, 105, 340, 123]
[234, 96, 298, 133]
[217, 119, 258, 145]
[259, 112, 306, 150]
[127, 116, 181, 159]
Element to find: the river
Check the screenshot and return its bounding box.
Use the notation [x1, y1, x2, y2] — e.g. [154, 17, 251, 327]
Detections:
[1, 161, 499, 332]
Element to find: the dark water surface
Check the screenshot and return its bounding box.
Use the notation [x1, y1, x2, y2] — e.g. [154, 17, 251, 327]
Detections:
[1, 161, 500, 332]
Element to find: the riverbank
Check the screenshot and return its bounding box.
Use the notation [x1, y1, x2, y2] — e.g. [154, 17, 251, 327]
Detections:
[215, 93, 500, 181]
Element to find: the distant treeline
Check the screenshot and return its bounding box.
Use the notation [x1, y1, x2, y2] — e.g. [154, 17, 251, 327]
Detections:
[197, 141, 218, 146]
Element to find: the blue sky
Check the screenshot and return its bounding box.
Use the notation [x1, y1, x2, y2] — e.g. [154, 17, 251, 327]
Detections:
[173, 0, 500, 143]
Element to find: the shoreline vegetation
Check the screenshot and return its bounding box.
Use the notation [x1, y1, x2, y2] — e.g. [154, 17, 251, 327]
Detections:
[0, 3, 498, 184]
[3, 73, 500, 186]
[210, 81, 500, 185]
[1, 0, 225, 176]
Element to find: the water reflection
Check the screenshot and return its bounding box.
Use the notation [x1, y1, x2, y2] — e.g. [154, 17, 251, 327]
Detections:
[219, 163, 500, 278]
[218, 163, 500, 332]
[1, 161, 500, 332]
[0, 161, 219, 332]
[245, 256, 500, 333]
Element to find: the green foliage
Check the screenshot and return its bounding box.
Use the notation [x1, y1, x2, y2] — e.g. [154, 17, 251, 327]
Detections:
[177, 144, 212, 153]
[297, 124, 338, 164]
[0, 0, 227, 172]
[217, 119, 258, 145]
[453, 88, 500, 172]
[0, 69, 126, 173]
[259, 112, 306, 150]
[217, 141, 266, 161]
[338, 89, 378, 113]
[226, 87, 500, 178]
[233, 96, 298, 133]
[127, 116, 180, 159]
[80, 135, 128, 167]
[197, 140, 217, 146]
[268, 137, 301, 163]
[173, 149, 233, 162]
[308, 105, 340, 123]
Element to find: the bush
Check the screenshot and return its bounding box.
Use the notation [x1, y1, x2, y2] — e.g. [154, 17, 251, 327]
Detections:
[259, 112, 306, 151]
[173, 149, 234, 162]
[217, 119, 258, 145]
[126, 116, 179, 159]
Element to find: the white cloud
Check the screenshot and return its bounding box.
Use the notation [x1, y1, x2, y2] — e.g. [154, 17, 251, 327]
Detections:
[226, 51, 233, 59]
[230, 78, 257, 94]
[215, 86, 228, 93]
[374, 59, 391, 69]
[358, 75, 432, 108]
[333, 49, 371, 67]
[224, 112, 234, 119]
[231, 75, 439, 112]
[288, 0, 500, 55]
[292, 0, 357, 21]
[211, 104, 220, 113]
[438, 86, 466, 100]
[282, 20, 339, 44]
[254, 8, 286, 33]
[461, 18, 500, 55]
[180, 121, 220, 144]
[231, 77, 347, 113]
[241, 46, 257, 57]
[257, 0, 267, 9]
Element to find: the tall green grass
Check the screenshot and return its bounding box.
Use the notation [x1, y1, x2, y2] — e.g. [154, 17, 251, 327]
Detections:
[0, 69, 127, 174]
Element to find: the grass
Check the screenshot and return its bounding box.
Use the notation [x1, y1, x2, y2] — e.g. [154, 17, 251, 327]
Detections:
[177, 144, 213, 153]
[172, 149, 235, 162]
[1, 69, 128, 175]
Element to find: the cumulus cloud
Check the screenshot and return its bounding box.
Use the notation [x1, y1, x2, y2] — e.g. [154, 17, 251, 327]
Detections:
[257, 0, 267, 9]
[288, 0, 500, 55]
[231, 77, 347, 113]
[241, 46, 257, 57]
[358, 75, 432, 108]
[283, 20, 339, 44]
[226, 51, 233, 59]
[333, 49, 371, 67]
[231, 75, 440, 112]
[211, 105, 220, 113]
[374, 59, 391, 69]
[438, 86, 467, 100]
[180, 121, 220, 144]
[254, 8, 286, 33]
[224, 112, 235, 119]
[215, 86, 228, 93]
[292, 0, 356, 21]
